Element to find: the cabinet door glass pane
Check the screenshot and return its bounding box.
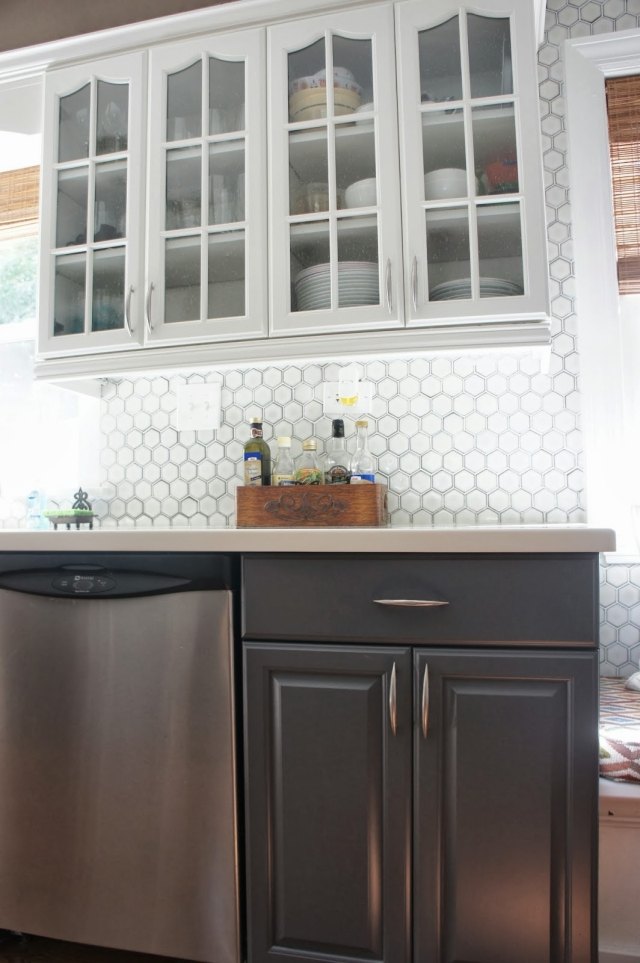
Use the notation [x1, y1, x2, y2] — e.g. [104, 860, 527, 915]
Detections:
[58, 85, 90, 163]
[209, 58, 245, 135]
[209, 141, 244, 225]
[477, 202, 523, 292]
[165, 237, 200, 323]
[422, 111, 468, 200]
[426, 208, 470, 298]
[289, 127, 329, 214]
[54, 253, 85, 335]
[167, 61, 202, 141]
[94, 163, 127, 241]
[96, 81, 128, 155]
[418, 18, 462, 104]
[291, 221, 330, 312]
[166, 147, 202, 230]
[56, 169, 88, 248]
[208, 231, 245, 318]
[337, 218, 379, 307]
[337, 121, 376, 210]
[468, 15, 512, 99]
[288, 39, 326, 123]
[332, 35, 372, 108]
[92, 248, 125, 331]
[473, 104, 518, 195]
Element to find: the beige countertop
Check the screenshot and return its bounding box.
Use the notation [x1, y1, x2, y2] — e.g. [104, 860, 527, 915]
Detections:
[0, 525, 616, 553]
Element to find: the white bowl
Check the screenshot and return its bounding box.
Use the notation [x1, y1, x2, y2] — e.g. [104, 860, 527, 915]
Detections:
[424, 167, 468, 200]
[344, 177, 377, 208]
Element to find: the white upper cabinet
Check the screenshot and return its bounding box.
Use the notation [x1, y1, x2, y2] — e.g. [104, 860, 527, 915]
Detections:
[39, 52, 146, 356]
[395, 0, 549, 328]
[38, 30, 266, 361]
[268, 5, 404, 337]
[33, 0, 550, 379]
[146, 29, 267, 345]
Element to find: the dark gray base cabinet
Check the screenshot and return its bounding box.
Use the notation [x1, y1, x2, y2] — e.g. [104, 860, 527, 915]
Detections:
[243, 643, 598, 963]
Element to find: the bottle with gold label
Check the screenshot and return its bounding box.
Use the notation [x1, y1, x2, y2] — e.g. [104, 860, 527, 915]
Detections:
[294, 438, 322, 485]
[243, 416, 271, 486]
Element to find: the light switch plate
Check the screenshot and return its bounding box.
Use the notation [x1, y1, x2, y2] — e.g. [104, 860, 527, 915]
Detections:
[176, 383, 222, 431]
[322, 380, 373, 415]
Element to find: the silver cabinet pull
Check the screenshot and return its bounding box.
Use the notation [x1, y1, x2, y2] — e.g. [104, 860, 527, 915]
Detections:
[373, 599, 449, 607]
[145, 282, 155, 333]
[389, 662, 397, 736]
[124, 284, 134, 335]
[421, 664, 429, 739]
[385, 257, 392, 313]
[411, 256, 418, 312]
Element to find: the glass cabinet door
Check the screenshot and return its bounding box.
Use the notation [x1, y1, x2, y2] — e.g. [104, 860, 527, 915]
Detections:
[269, 5, 403, 336]
[396, 0, 549, 326]
[39, 52, 145, 354]
[146, 29, 266, 343]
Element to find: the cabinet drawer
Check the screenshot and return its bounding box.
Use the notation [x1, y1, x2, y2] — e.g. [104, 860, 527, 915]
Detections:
[241, 554, 599, 646]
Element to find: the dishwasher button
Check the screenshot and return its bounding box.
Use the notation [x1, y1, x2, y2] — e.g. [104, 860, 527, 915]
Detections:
[52, 575, 116, 594]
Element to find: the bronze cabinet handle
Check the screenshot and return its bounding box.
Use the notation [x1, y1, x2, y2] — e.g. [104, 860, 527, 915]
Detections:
[421, 664, 429, 739]
[389, 662, 398, 736]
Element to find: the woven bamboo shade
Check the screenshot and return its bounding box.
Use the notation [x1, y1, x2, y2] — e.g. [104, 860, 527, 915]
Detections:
[606, 75, 640, 294]
[0, 166, 39, 229]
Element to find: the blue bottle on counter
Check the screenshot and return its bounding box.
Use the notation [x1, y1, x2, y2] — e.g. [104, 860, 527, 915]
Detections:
[26, 489, 47, 530]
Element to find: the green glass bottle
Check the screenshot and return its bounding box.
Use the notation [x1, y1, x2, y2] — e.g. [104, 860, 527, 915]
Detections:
[243, 416, 271, 486]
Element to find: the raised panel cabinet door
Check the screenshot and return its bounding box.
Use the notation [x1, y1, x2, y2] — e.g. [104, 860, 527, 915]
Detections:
[243, 642, 411, 963]
[39, 51, 146, 357]
[395, 0, 549, 331]
[268, 4, 404, 337]
[414, 648, 598, 963]
[146, 28, 267, 344]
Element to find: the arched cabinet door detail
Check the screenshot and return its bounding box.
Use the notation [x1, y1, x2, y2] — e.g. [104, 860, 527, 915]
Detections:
[39, 52, 146, 356]
[396, 0, 549, 329]
[268, 5, 404, 337]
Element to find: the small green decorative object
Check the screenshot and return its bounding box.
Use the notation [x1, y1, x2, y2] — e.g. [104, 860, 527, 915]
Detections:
[44, 488, 95, 530]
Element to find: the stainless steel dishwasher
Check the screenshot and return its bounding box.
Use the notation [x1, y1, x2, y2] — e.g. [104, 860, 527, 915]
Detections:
[0, 552, 240, 963]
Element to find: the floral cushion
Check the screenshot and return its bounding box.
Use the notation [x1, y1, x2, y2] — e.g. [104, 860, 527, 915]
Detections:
[599, 677, 640, 783]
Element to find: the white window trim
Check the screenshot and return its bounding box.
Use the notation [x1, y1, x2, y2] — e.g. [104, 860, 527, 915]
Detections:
[565, 29, 640, 555]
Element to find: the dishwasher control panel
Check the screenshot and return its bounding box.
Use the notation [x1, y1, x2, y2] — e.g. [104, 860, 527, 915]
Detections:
[52, 574, 116, 594]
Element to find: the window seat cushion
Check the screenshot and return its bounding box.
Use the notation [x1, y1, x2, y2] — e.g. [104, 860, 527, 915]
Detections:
[599, 677, 640, 784]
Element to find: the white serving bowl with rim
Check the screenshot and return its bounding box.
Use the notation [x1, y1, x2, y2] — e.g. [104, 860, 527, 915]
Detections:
[344, 177, 377, 208]
[424, 168, 469, 200]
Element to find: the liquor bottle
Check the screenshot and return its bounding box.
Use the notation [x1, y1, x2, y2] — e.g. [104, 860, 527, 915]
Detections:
[349, 419, 376, 483]
[324, 418, 351, 484]
[294, 438, 322, 485]
[272, 436, 295, 486]
[243, 416, 271, 486]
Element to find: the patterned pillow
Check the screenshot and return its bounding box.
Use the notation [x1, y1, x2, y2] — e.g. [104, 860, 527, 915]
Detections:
[599, 677, 640, 783]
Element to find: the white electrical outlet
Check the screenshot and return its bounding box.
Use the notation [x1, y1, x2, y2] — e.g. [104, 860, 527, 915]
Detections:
[322, 381, 373, 415]
[176, 383, 222, 431]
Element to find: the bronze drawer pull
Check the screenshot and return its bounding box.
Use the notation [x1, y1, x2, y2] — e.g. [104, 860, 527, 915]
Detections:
[389, 662, 397, 736]
[373, 599, 449, 607]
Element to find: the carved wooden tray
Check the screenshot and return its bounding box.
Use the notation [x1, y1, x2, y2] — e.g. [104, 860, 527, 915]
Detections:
[236, 483, 388, 528]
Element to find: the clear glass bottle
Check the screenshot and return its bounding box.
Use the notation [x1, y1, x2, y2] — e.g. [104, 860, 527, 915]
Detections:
[324, 418, 351, 484]
[350, 419, 376, 484]
[243, 416, 271, 486]
[294, 438, 322, 485]
[272, 436, 296, 486]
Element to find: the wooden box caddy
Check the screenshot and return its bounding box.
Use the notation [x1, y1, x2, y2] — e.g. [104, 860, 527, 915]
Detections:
[236, 484, 388, 528]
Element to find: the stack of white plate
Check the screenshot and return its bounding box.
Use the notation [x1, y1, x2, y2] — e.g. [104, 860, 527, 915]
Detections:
[429, 277, 523, 301]
[294, 261, 379, 310]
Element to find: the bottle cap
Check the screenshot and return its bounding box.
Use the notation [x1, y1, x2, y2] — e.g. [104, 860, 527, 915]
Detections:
[302, 438, 317, 450]
[250, 416, 262, 424]
[355, 419, 369, 427]
[277, 436, 291, 447]
[331, 418, 345, 437]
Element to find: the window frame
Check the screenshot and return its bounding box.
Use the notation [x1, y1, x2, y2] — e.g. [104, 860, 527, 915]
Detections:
[565, 29, 640, 555]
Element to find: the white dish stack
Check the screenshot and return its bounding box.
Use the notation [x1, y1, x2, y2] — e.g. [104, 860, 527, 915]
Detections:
[429, 277, 523, 300]
[294, 261, 380, 310]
